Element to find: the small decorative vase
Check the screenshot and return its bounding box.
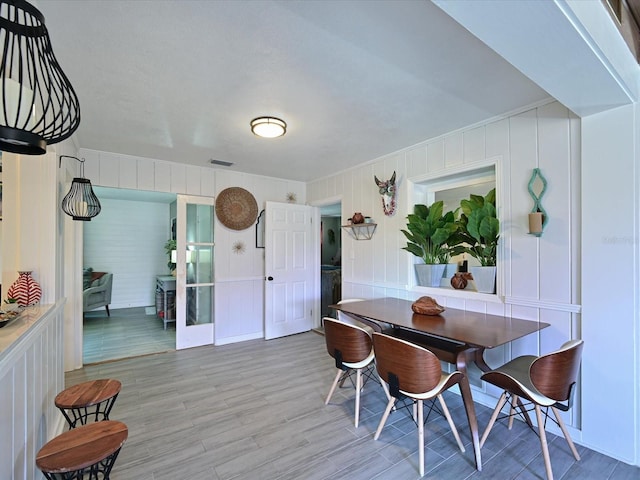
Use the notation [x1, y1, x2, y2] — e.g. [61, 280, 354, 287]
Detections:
[7, 271, 42, 306]
[450, 273, 468, 290]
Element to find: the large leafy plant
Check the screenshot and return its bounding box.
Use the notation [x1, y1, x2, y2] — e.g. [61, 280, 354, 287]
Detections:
[451, 188, 499, 266]
[401, 201, 459, 264]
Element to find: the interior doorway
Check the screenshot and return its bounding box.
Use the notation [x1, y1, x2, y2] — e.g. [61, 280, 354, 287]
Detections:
[82, 186, 177, 364]
[319, 202, 342, 319]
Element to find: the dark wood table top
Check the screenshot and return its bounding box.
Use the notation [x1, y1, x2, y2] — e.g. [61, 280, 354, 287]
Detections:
[330, 297, 549, 349]
[55, 379, 122, 409]
[36, 420, 128, 473]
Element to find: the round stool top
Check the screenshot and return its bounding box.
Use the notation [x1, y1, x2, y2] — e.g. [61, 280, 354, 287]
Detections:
[55, 379, 122, 409]
[36, 420, 128, 473]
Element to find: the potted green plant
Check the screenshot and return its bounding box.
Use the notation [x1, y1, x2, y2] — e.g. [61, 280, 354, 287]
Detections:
[401, 201, 459, 287]
[164, 239, 177, 274]
[451, 188, 499, 293]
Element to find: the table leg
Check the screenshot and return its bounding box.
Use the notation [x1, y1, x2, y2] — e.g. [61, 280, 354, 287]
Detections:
[457, 349, 482, 471]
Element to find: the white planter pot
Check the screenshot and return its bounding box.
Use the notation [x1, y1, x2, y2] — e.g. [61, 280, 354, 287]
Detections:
[470, 266, 496, 294]
[415, 264, 446, 287]
[444, 263, 458, 279]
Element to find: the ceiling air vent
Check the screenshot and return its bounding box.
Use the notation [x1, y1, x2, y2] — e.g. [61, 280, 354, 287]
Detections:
[210, 159, 234, 167]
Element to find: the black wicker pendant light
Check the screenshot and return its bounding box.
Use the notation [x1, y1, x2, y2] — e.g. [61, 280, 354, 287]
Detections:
[0, 0, 80, 155]
[59, 156, 100, 221]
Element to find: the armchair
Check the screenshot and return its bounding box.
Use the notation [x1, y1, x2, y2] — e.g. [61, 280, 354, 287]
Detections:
[83, 272, 113, 316]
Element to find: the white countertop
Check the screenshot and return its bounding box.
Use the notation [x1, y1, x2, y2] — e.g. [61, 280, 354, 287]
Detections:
[0, 304, 55, 356]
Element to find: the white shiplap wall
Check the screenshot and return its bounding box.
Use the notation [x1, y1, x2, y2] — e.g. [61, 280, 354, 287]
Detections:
[307, 100, 582, 431]
[83, 198, 171, 309]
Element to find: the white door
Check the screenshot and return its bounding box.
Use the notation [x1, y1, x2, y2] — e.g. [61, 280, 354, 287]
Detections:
[176, 194, 215, 349]
[264, 201, 317, 339]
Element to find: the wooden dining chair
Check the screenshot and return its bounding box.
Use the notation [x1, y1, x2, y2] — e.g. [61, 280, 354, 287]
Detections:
[372, 332, 466, 477]
[323, 317, 389, 427]
[480, 339, 584, 480]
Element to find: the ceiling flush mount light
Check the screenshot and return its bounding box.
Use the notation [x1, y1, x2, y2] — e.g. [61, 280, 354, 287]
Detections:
[250, 116, 286, 138]
[59, 155, 101, 221]
[0, 0, 80, 155]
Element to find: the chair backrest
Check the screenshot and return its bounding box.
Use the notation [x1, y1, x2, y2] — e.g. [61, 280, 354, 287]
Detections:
[372, 332, 442, 395]
[530, 339, 584, 402]
[323, 317, 372, 365]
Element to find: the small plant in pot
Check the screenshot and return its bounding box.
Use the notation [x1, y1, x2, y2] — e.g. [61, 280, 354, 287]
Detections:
[451, 188, 499, 293]
[401, 201, 459, 287]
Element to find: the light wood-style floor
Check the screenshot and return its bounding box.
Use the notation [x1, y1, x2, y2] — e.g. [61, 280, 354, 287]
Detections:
[66, 331, 638, 480]
[83, 307, 175, 364]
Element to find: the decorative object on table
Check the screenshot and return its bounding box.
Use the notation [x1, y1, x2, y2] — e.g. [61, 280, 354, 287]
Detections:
[232, 241, 246, 254]
[450, 273, 468, 290]
[0, 299, 22, 328]
[215, 187, 258, 230]
[374, 171, 397, 216]
[250, 116, 287, 138]
[0, 308, 22, 328]
[286, 192, 297, 203]
[402, 201, 460, 288]
[451, 188, 499, 294]
[59, 156, 101, 221]
[7, 271, 41, 306]
[0, 0, 80, 155]
[351, 212, 365, 224]
[410, 296, 445, 315]
[527, 168, 548, 236]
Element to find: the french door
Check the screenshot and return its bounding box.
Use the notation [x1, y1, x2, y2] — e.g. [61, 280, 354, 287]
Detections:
[175, 195, 215, 349]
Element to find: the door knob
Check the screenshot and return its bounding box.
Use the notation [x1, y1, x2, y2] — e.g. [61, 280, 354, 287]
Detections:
[267, 276, 273, 281]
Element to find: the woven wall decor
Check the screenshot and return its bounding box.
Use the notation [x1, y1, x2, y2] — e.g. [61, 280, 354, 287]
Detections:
[215, 187, 259, 230]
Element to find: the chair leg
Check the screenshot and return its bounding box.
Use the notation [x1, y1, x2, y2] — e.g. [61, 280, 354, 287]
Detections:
[480, 391, 508, 448]
[325, 369, 343, 405]
[105, 304, 110, 317]
[377, 372, 391, 402]
[374, 397, 395, 440]
[418, 399, 425, 477]
[354, 368, 362, 427]
[508, 394, 518, 429]
[535, 405, 554, 480]
[551, 406, 581, 461]
[437, 394, 465, 453]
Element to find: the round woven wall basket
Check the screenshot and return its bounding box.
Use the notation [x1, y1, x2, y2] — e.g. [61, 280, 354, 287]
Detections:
[215, 187, 259, 231]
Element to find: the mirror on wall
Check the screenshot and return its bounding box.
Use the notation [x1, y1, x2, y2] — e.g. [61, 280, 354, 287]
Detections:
[408, 162, 498, 293]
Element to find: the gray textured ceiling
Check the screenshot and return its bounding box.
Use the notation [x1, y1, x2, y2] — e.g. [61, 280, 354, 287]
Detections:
[38, 0, 550, 182]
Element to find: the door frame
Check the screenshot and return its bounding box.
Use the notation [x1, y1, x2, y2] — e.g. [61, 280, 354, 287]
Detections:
[311, 195, 342, 329]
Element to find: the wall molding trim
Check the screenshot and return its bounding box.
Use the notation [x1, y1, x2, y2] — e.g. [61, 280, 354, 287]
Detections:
[504, 295, 581, 313]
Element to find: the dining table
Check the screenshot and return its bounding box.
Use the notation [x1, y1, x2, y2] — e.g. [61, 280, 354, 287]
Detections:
[329, 297, 550, 471]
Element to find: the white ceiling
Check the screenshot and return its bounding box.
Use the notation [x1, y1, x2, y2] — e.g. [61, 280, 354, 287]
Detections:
[37, 0, 551, 182]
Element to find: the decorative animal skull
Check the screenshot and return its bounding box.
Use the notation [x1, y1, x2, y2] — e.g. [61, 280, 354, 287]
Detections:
[374, 171, 397, 216]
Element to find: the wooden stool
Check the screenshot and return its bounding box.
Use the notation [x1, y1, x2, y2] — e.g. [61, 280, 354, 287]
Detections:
[36, 420, 128, 480]
[55, 379, 121, 429]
